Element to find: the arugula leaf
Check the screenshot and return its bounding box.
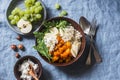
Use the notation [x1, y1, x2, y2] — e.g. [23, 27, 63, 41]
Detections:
[33, 32, 51, 61]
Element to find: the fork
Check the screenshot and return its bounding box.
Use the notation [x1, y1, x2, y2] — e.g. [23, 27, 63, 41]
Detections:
[90, 18, 102, 63]
[85, 18, 96, 65]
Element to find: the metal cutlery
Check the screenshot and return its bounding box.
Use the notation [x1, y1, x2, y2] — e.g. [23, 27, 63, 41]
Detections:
[79, 16, 102, 65]
[90, 18, 102, 63]
[79, 16, 92, 65]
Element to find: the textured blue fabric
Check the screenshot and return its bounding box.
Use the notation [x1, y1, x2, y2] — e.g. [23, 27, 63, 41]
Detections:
[0, 0, 120, 80]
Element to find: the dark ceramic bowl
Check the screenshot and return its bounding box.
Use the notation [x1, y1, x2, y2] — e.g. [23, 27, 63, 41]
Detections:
[35, 17, 86, 66]
[6, 0, 46, 35]
[14, 55, 42, 80]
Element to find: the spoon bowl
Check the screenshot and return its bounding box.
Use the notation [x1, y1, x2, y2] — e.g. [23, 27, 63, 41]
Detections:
[79, 16, 91, 36]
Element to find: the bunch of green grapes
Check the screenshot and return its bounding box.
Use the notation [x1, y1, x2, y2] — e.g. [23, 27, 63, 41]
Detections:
[8, 0, 43, 25]
[23, 0, 43, 22]
[8, 7, 24, 25]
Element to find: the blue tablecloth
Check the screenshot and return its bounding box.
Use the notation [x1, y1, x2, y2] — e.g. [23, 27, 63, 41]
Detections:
[0, 0, 120, 80]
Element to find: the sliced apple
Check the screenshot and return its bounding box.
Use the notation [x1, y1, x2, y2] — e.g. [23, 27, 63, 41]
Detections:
[71, 41, 81, 57]
[17, 19, 32, 34]
[50, 27, 58, 34]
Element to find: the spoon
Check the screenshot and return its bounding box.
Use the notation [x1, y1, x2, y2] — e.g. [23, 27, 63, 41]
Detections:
[79, 16, 102, 65]
[79, 16, 92, 65]
[79, 17, 91, 36]
[28, 64, 39, 80]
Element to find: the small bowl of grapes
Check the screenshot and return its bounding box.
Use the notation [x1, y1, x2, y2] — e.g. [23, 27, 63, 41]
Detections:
[6, 0, 46, 35]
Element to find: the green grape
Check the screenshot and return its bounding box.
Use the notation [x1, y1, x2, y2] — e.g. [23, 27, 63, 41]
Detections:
[37, 6, 42, 11]
[25, 0, 30, 3]
[34, 6, 43, 13]
[8, 15, 14, 20]
[24, 14, 30, 18]
[22, 16, 28, 20]
[30, 7, 35, 13]
[11, 19, 16, 25]
[34, 8, 40, 14]
[36, 14, 41, 19]
[31, 0, 36, 4]
[35, 2, 41, 7]
[19, 11, 24, 17]
[11, 10, 16, 15]
[32, 6, 36, 9]
[14, 15, 20, 21]
[59, 10, 68, 16]
[55, 3, 61, 10]
[25, 0, 33, 8]
[11, 7, 22, 15]
[25, 0, 31, 4]
[14, 7, 21, 12]
[24, 9, 31, 14]
[61, 10, 68, 15]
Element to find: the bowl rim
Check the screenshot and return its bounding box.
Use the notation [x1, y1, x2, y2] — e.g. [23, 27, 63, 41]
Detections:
[35, 17, 86, 66]
[14, 55, 42, 80]
[5, 0, 47, 35]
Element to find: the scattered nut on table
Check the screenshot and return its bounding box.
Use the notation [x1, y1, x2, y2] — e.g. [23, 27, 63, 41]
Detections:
[15, 52, 20, 58]
[18, 44, 24, 50]
[11, 44, 17, 50]
[16, 35, 22, 41]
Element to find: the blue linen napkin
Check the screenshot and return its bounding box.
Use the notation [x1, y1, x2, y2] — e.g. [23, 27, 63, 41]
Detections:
[0, 0, 120, 80]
